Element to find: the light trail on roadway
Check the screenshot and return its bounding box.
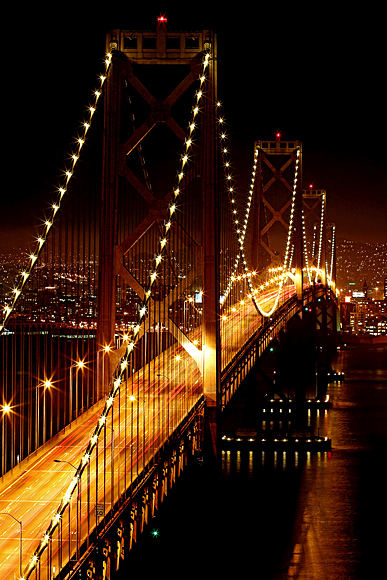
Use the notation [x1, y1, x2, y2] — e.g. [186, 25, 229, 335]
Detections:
[0, 283, 297, 578]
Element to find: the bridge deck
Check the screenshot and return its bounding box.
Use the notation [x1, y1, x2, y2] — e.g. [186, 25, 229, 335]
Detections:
[0, 366, 202, 577]
[0, 286, 297, 577]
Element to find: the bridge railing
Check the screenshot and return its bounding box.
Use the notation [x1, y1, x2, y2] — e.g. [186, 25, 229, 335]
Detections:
[220, 284, 333, 408]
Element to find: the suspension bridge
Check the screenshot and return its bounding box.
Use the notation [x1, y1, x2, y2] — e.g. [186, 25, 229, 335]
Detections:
[0, 21, 339, 579]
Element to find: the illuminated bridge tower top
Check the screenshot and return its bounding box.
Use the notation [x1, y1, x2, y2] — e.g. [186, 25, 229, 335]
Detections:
[107, 23, 214, 64]
[254, 137, 304, 299]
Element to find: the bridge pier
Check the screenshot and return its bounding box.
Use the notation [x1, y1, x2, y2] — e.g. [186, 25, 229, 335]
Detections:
[273, 293, 339, 412]
[276, 312, 316, 426]
[203, 402, 218, 459]
[313, 293, 340, 394]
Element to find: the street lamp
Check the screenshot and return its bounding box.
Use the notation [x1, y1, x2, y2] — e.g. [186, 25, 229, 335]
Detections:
[53, 459, 77, 470]
[35, 378, 53, 447]
[101, 345, 112, 403]
[75, 359, 86, 418]
[0, 512, 22, 578]
[76, 359, 87, 415]
[42, 379, 53, 444]
[70, 359, 86, 422]
[1, 403, 12, 475]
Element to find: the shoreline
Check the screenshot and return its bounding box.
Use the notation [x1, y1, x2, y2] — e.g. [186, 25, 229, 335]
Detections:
[341, 334, 387, 345]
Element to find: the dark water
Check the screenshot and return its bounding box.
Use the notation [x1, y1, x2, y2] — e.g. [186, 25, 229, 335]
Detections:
[121, 344, 387, 579]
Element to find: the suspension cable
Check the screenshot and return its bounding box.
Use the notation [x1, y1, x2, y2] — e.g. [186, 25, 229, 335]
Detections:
[315, 190, 326, 281]
[216, 102, 260, 310]
[249, 147, 301, 317]
[0, 52, 113, 336]
[329, 223, 336, 280]
[25, 49, 211, 577]
[302, 207, 313, 285]
[215, 101, 302, 317]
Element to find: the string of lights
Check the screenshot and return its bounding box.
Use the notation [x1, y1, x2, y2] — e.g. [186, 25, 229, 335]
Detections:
[215, 102, 302, 318]
[315, 191, 326, 281]
[254, 148, 301, 317]
[220, 269, 296, 323]
[25, 49, 211, 577]
[225, 269, 259, 290]
[0, 52, 113, 337]
[330, 224, 336, 280]
[216, 102, 260, 311]
[289, 244, 294, 270]
[302, 207, 313, 285]
[216, 103, 241, 301]
[311, 224, 317, 264]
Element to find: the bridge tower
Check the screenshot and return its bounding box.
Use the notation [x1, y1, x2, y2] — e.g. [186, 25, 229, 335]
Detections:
[253, 138, 304, 299]
[302, 187, 327, 285]
[96, 21, 219, 405]
[327, 222, 337, 288]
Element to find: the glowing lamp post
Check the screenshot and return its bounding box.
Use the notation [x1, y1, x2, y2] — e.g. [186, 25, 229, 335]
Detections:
[75, 360, 85, 417]
[53, 458, 77, 470]
[42, 379, 53, 444]
[1, 404, 11, 475]
[69, 359, 86, 422]
[100, 345, 112, 402]
[35, 378, 53, 447]
[0, 512, 22, 578]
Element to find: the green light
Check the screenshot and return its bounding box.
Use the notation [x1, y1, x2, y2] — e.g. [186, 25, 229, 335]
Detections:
[151, 529, 159, 538]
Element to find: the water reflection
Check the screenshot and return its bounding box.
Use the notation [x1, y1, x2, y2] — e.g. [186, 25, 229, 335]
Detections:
[219, 344, 387, 578]
[119, 345, 387, 579]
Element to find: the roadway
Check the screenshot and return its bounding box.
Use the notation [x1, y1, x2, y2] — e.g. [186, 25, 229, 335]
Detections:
[0, 283, 296, 578]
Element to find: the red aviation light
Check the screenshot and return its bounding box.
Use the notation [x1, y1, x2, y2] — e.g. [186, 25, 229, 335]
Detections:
[157, 15, 167, 24]
[275, 132, 281, 140]
[309, 183, 313, 189]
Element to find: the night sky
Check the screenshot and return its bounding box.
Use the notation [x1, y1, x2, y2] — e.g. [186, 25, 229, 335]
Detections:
[2, 1, 386, 249]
